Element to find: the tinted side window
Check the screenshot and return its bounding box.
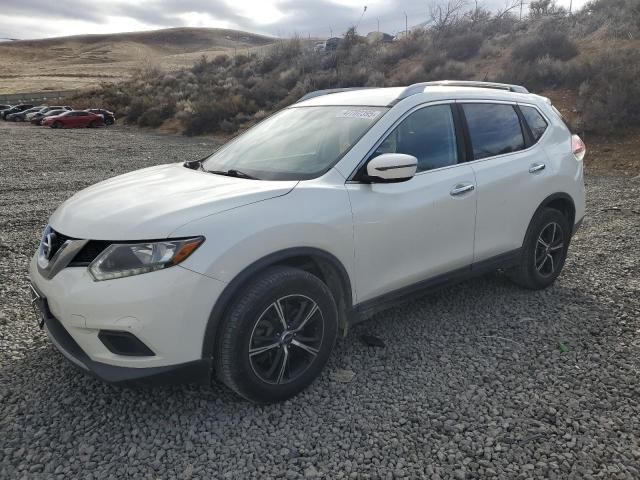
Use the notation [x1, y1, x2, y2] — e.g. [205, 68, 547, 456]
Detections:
[520, 105, 548, 141]
[372, 104, 457, 172]
[462, 104, 525, 160]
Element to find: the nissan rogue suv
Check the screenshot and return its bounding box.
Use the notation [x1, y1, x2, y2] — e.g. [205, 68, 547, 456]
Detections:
[29, 81, 586, 403]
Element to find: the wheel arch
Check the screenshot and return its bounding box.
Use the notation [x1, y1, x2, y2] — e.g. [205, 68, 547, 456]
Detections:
[201, 247, 353, 359]
[527, 193, 576, 243]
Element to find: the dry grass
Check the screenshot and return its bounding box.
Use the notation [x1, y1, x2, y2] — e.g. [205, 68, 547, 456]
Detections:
[0, 28, 275, 93]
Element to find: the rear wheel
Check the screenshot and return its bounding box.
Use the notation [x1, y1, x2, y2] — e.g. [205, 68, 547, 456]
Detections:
[88, 121, 97, 128]
[215, 266, 338, 403]
[508, 208, 571, 290]
[53, 121, 62, 129]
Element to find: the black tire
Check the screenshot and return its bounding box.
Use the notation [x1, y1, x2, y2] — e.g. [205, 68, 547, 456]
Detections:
[53, 121, 62, 129]
[105, 118, 114, 126]
[215, 266, 338, 403]
[508, 208, 571, 290]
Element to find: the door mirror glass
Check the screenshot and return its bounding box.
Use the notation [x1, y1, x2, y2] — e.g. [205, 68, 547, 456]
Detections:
[366, 153, 417, 183]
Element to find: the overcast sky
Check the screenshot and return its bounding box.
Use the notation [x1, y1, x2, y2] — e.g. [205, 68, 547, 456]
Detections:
[0, 0, 589, 40]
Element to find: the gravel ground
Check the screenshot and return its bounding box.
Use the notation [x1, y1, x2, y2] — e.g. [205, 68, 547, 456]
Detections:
[1, 121, 639, 479]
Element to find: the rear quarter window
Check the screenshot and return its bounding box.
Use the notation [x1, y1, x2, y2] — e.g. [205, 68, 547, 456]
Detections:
[520, 105, 548, 142]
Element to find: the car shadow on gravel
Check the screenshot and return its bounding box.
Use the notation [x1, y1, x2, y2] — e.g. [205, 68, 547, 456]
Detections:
[3, 270, 605, 413]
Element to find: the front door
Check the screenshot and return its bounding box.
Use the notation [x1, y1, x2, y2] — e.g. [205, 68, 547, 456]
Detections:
[346, 103, 477, 304]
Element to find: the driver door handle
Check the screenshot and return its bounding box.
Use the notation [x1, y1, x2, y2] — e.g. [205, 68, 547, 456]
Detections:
[450, 183, 475, 196]
[529, 162, 546, 173]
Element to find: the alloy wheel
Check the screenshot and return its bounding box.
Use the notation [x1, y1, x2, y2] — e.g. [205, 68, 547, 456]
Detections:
[248, 294, 324, 385]
[535, 222, 565, 277]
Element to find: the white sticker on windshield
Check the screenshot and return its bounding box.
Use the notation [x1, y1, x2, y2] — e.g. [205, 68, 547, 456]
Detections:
[336, 109, 381, 119]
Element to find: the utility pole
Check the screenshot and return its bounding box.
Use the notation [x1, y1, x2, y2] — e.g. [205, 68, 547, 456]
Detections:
[404, 11, 408, 38]
[569, 0, 573, 14]
[330, 27, 333, 38]
[377, 17, 380, 32]
[519, 0, 523, 20]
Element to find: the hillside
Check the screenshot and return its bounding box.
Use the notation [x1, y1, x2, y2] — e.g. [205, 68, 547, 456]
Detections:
[0, 28, 275, 94]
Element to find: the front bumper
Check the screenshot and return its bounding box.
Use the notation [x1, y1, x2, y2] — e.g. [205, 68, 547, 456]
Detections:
[29, 254, 226, 383]
[41, 300, 211, 384]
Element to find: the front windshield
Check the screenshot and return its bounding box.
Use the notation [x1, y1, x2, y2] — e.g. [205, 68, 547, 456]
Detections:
[202, 106, 388, 180]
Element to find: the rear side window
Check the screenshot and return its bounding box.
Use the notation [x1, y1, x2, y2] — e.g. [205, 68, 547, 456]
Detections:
[462, 103, 525, 160]
[520, 105, 548, 141]
[372, 104, 458, 172]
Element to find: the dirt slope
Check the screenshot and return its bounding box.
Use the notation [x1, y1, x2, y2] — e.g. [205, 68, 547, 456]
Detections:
[0, 28, 275, 94]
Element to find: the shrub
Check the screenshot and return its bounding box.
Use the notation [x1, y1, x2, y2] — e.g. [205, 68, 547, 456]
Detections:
[138, 104, 175, 128]
[365, 71, 386, 87]
[578, 48, 640, 132]
[446, 33, 483, 60]
[423, 50, 447, 72]
[511, 32, 578, 62]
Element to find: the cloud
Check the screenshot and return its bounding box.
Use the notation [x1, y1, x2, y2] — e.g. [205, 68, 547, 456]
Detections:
[0, 0, 587, 40]
[1, 0, 109, 23]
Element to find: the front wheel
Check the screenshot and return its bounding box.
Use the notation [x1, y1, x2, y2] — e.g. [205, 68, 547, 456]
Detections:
[508, 208, 571, 290]
[52, 121, 62, 129]
[215, 266, 338, 403]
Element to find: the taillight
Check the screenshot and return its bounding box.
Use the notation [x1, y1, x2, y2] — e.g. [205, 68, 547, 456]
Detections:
[571, 134, 586, 161]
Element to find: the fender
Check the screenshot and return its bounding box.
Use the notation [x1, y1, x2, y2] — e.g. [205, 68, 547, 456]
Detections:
[201, 247, 353, 359]
[525, 192, 576, 244]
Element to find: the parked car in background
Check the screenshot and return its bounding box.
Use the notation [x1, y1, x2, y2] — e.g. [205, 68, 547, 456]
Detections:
[26, 106, 72, 121]
[87, 109, 115, 125]
[31, 109, 67, 126]
[2, 104, 34, 120]
[0, 104, 11, 113]
[42, 110, 105, 129]
[29, 81, 585, 403]
[324, 37, 341, 51]
[7, 106, 45, 122]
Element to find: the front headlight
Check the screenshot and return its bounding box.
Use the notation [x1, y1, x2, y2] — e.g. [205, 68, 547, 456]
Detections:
[88, 237, 204, 281]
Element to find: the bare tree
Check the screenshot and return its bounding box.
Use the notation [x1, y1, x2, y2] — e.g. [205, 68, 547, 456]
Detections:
[529, 0, 567, 18]
[428, 0, 468, 41]
[465, 0, 492, 31]
[494, 0, 523, 19]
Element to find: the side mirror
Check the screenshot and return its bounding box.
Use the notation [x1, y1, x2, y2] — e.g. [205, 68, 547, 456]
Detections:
[365, 153, 417, 183]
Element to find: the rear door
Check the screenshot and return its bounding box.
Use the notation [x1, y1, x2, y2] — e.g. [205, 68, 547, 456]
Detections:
[460, 101, 553, 262]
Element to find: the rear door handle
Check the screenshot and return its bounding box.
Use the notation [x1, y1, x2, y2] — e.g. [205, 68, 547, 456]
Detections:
[529, 162, 546, 173]
[450, 183, 475, 196]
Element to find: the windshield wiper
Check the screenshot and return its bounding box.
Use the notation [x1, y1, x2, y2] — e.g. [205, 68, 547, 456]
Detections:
[205, 169, 258, 180]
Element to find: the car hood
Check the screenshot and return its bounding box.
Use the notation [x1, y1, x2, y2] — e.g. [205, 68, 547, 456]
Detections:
[49, 163, 298, 240]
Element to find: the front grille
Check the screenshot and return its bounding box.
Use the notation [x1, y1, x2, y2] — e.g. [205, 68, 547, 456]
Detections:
[49, 229, 73, 259]
[70, 241, 110, 266]
[48, 228, 109, 266]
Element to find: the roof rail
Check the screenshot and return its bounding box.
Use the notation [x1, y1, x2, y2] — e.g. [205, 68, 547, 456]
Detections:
[395, 80, 529, 102]
[296, 87, 371, 103]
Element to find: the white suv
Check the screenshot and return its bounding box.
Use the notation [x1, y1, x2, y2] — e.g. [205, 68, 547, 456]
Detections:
[29, 81, 586, 403]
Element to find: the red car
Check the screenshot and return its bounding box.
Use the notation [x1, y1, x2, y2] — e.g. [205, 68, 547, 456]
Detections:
[42, 110, 105, 129]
